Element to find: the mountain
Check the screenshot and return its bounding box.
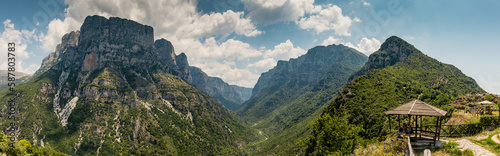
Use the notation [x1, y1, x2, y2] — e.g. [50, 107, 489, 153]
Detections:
[304, 36, 485, 154]
[34, 27, 250, 112]
[237, 44, 368, 155]
[0, 15, 257, 155]
[190, 67, 251, 111]
[0, 70, 31, 91]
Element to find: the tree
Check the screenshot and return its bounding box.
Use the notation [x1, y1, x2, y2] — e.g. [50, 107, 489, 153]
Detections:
[301, 107, 364, 155]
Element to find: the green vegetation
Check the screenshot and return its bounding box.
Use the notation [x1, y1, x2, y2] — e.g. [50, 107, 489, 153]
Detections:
[0, 64, 257, 155]
[439, 141, 474, 156]
[238, 45, 368, 155]
[305, 36, 485, 153]
[0, 132, 66, 156]
[301, 107, 363, 155]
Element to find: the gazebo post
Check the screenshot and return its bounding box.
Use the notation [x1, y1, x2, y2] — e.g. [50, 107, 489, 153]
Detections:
[415, 115, 418, 137]
[388, 115, 391, 132]
[419, 116, 422, 138]
[398, 115, 400, 128]
[434, 116, 440, 146]
[438, 117, 442, 141]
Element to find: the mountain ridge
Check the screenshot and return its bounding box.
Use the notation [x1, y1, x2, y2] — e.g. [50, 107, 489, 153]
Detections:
[0, 15, 256, 155]
[238, 44, 368, 155]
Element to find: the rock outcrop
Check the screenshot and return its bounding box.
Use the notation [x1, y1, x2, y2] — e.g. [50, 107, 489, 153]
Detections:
[175, 53, 192, 83]
[348, 36, 419, 81]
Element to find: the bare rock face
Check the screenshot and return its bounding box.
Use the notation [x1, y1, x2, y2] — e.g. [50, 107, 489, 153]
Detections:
[79, 15, 154, 48]
[34, 31, 80, 77]
[154, 38, 176, 65]
[251, 44, 367, 97]
[82, 51, 98, 71]
[176, 53, 192, 83]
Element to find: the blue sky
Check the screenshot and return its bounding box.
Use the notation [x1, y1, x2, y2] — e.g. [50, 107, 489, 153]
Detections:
[0, 0, 499, 94]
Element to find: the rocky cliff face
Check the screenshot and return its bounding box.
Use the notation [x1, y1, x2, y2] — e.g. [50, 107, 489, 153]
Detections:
[252, 44, 367, 97]
[155, 38, 177, 67]
[175, 53, 192, 83]
[1, 15, 255, 155]
[240, 44, 368, 122]
[79, 15, 154, 48]
[34, 31, 80, 77]
[190, 66, 252, 111]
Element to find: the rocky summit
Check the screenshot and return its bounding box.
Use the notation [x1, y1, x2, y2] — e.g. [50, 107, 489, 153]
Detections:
[0, 15, 256, 155]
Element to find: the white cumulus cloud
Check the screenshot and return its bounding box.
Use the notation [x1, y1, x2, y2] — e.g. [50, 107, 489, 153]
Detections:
[321, 36, 343, 46]
[242, 0, 317, 25]
[0, 20, 40, 74]
[296, 5, 355, 36]
[321, 36, 381, 55]
[40, 0, 262, 52]
[263, 39, 306, 61]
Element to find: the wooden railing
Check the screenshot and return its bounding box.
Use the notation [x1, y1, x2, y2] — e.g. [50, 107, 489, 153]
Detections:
[406, 136, 414, 156]
[421, 123, 482, 137]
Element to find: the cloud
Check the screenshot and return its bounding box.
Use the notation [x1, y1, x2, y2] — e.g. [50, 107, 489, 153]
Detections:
[39, 17, 80, 51]
[263, 39, 306, 61]
[0, 20, 40, 74]
[40, 0, 261, 51]
[242, 0, 317, 25]
[296, 5, 355, 36]
[175, 38, 304, 87]
[322, 36, 381, 55]
[177, 10, 262, 39]
[248, 58, 276, 71]
[353, 38, 381, 54]
[321, 36, 343, 46]
[363, 0, 371, 6]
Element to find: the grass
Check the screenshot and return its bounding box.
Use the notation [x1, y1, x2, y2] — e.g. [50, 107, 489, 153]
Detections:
[446, 111, 480, 125]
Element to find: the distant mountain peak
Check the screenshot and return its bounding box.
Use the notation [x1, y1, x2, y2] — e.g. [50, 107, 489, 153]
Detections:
[349, 35, 422, 80]
[379, 35, 421, 56]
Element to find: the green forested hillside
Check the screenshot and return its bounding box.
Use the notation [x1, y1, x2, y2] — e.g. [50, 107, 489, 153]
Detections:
[238, 44, 368, 155]
[304, 36, 485, 155]
[0, 132, 66, 156]
[0, 66, 257, 155]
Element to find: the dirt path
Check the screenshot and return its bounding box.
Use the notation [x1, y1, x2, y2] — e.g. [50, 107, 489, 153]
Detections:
[492, 134, 500, 144]
[456, 139, 496, 156]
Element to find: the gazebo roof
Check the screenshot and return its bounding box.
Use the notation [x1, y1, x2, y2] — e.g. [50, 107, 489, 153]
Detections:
[478, 100, 493, 105]
[384, 99, 447, 116]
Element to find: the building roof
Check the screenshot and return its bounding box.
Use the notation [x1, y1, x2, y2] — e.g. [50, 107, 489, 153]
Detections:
[384, 99, 447, 116]
[478, 100, 493, 104]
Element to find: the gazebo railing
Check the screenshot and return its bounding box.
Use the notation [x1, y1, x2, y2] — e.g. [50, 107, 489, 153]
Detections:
[421, 123, 482, 137]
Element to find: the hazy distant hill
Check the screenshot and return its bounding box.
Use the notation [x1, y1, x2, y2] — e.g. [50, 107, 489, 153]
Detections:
[0, 70, 31, 91]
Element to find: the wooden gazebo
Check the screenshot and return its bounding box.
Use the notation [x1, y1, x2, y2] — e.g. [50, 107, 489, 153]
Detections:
[384, 99, 447, 146]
